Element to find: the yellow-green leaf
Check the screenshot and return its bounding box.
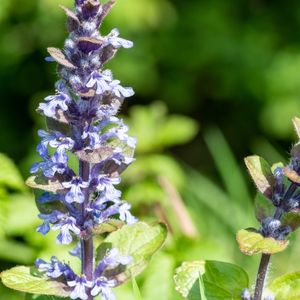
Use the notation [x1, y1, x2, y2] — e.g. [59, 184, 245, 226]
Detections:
[236, 229, 288, 256]
[244, 156, 274, 199]
[268, 272, 300, 300]
[0, 266, 70, 297]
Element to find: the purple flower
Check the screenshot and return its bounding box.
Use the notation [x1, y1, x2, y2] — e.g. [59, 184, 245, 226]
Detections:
[37, 130, 74, 163]
[105, 28, 134, 49]
[92, 248, 132, 298]
[119, 202, 137, 224]
[109, 80, 135, 98]
[52, 216, 81, 244]
[82, 124, 101, 149]
[68, 275, 93, 300]
[38, 89, 71, 118]
[37, 192, 64, 204]
[96, 175, 121, 201]
[30, 155, 67, 178]
[96, 248, 132, 275]
[37, 211, 64, 235]
[50, 136, 75, 163]
[35, 256, 75, 280]
[86, 70, 112, 95]
[91, 277, 116, 300]
[63, 177, 89, 204]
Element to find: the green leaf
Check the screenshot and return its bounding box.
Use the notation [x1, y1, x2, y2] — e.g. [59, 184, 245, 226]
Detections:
[292, 117, 300, 139]
[0, 240, 36, 264]
[157, 115, 199, 148]
[26, 176, 65, 193]
[132, 277, 142, 300]
[0, 266, 70, 297]
[0, 153, 25, 191]
[174, 260, 249, 300]
[174, 261, 205, 299]
[25, 295, 65, 300]
[93, 219, 125, 235]
[236, 229, 288, 255]
[254, 193, 275, 222]
[96, 222, 167, 284]
[282, 210, 300, 231]
[244, 156, 274, 199]
[142, 253, 177, 300]
[199, 274, 208, 300]
[268, 272, 300, 300]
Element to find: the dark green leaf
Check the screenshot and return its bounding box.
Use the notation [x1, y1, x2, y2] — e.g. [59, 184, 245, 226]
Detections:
[282, 210, 300, 231]
[254, 193, 275, 222]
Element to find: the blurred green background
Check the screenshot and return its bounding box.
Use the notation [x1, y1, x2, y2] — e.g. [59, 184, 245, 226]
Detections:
[1, 0, 300, 299]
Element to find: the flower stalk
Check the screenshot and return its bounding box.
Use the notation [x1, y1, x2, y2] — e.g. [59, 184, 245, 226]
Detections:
[27, 0, 137, 299]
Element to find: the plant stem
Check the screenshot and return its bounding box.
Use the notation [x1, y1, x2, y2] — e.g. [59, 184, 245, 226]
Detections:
[253, 183, 297, 300]
[79, 160, 94, 299]
[253, 253, 271, 300]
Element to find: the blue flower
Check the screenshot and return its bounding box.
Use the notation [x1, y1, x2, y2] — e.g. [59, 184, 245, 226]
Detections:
[86, 70, 112, 95]
[30, 155, 67, 178]
[68, 275, 93, 300]
[52, 216, 81, 244]
[96, 175, 121, 201]
[37, 211, 64, 235]
[119, 202, 137, 224]
[92, 248, 131, 299]
[90, 277, 116, 300]
[37, 130, 74, 163]
[63, 177, 89, 204]
[50, 136, 75, 163]
[38, 82, 71, 118]
[82, 124, 101, 149]
[37, 192, 64, 204]
[35, 256, 75, 280]
[105, 28, 134, 49]
[95, 248, 131, 275]
[109, 80, 134, 98]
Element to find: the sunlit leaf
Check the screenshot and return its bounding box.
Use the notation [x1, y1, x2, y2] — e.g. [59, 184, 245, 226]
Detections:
[47, 47, 76, 69]
[268, 272, 300, 300]
[0, 266, 70, 296]
[236, 229, 288, 255]
[132, 277, 142, 300]
[93, 219, 125, 235]
[174, 260, 248, 300]
[244, 156, 274, 199]
[75, 147, 114, 164]
[292, 117, 300, 139]
[96, 222, 167, 284]
[26, 176, 65, 193]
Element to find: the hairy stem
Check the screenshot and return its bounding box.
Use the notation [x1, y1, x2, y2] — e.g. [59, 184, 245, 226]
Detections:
[253, 254, 271, 300]
[254, 183, 297, 300]
[79, 160, 94, 299]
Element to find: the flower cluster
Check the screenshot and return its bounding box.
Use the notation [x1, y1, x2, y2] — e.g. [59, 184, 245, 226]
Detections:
[36, 248, 131, 300]
[29, 0, 136, 299]
[257, 155, 300, 241]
